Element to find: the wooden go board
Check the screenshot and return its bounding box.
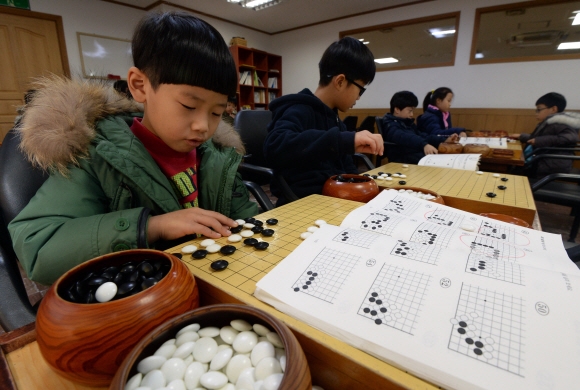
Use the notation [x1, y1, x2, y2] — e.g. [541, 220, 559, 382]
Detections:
[365, 163, 536, 224]
[169, 195, 437, 390]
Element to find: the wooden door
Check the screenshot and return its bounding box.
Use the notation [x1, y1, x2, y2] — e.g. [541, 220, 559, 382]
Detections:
[0, 7, 69, 142]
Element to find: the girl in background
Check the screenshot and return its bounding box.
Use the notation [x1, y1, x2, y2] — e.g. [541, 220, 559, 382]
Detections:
[417, 87, 466, 137]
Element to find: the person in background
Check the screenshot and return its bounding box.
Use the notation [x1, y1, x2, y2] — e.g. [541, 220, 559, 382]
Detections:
[9, 11, 257, 285]
[380, 91, 458, 164]
[417, 87, 467, 137]
[222, 95, 237, 126]
[113, 79, 133, 99]
[510, 92, 580, 179]
[263, 37, 383, 206]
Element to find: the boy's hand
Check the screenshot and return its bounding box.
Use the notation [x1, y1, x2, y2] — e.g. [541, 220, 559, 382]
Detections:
[147, 208, 238, 243]
[424, 144, 438, 155]
[509, 133, 521, 139]
[459, 132, 467, 138]
[527, 138, 535, 145]
[354, 130, 384, 155]
[446, 134, 459, 143]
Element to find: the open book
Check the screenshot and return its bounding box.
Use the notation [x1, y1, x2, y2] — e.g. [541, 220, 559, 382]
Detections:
[418, 153, 481, 171]
[459, 137, 509, 149]
[255, 190, 580, 389]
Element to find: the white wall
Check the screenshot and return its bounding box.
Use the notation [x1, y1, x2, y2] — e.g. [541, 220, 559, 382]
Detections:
[269, 0, 580, 110]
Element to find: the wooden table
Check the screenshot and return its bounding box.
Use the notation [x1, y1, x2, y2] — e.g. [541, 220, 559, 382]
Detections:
[365, 162, 536, 225]
[479, 141, 524, 173]
[1, 195, 437, 390]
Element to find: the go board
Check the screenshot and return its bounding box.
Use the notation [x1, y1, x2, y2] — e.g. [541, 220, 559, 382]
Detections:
[365, 163, 536, 224]
[167, 194, 437, 390]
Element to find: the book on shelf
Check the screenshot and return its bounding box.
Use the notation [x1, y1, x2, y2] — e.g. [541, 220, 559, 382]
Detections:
[267, 77, 278, 89]
[253, 72, 264, 87]
[268, 92, 277, 103]
[253, 90, 266, 104]
[418, 153, 480, 171]
[239, 70, 253, 86]
[268, 69, 279, 73]
[255, 189, 580, 390]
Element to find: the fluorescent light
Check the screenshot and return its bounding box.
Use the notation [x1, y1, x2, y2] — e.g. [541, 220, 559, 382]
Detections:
[558, 41, 580, 50]
[475, 52, 484, 59]
[358, 38, 364, 41]
[363, 41, 369, 45]
[374, 57, 399, 64]
[429, 28, 456, 38]
[227, 0, 243, 2]
[245, 0, 273, 7]
[572, 12, 580, 25]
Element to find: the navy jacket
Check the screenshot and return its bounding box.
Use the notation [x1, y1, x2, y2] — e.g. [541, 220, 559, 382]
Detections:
[264, 88, 357, 205]
[381, 113, 445, 164]
[417, 107, 464, 136]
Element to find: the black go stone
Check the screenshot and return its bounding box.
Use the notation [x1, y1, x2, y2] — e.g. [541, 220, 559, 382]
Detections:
[266, 218, 278, 225]
[371, 175, 378, 179]
[501, 177, 508, 182]
[211, 259, 229, 271]
[253, 220, 264, 227]
[362, 173, 370, 177]
[244, 238, 258, 246]
[486, 192, 497, 198]
[120, 264, 135, 275]
[220, 245, 237, 255]
[115, 281, 137, 298]
[399, 180, 406, 185]
[171, 253, 183, 260]
[245, 217, 256, 223]
[497, 185, 507, 190]
[192, 249, 208, 259]
[141, 277, 158, 290]
[261, 229, 275, 237]
[254, 241, 270, 250]
[230, 225, 243, 234]
[378, 172, 384, 175]
[251, 226, 264, 234]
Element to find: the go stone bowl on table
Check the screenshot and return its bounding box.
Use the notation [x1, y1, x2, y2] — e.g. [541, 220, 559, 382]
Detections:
[35, 249, 199, 386]
[322, 173, 380, 203]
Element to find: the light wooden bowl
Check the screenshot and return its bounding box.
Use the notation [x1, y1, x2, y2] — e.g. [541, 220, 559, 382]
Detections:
[388, 186, 445, 205]
[438, 142, 463, 154]
[322, 174, 379, 203]
[463, 143, 491, 156]
[110, 304, 312, 390]
[36, 249, 199, 386]
[480, 213, 530, 228]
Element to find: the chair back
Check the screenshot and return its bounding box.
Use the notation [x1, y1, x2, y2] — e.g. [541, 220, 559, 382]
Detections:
[0, 128, 49, 331]
[356, 115, 376, 132]
[233, 110, 273, 168]
[343, 116, 358, 131]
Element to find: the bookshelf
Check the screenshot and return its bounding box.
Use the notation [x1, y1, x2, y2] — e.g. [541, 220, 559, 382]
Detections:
[229, 45, 282, 111]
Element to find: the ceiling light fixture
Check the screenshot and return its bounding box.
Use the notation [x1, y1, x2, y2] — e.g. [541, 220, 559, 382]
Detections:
[228, 0, 283, 10]
[557, 41, 580, 50]
[572, 11, 580, 25]
[363, 41, 369, 45]
[374, 57, 399, 64]
[475, 52, 484, 59]
[429, 28, 456, 38]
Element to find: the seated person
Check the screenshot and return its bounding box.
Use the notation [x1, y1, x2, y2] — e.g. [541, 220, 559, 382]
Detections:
[222, 95, 237, 126]
[381, 91, 458, 164]
[263, 37, 383, 206]
[8, 12, 258, 285]
[510, 92, 580, 178]
[417, 87, 466, 137]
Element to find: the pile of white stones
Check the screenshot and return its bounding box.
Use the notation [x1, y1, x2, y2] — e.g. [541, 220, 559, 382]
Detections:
[125, 319, 289, 390]
[395, 188, 437, 200]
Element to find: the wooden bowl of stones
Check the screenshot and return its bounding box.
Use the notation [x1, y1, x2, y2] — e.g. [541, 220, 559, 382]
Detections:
[480, 213, 530, 228]
[35, 249, 199, 386]
[322, 174, 379, 203]
[111, 303, 312, 390]
[463, 143, 490, 156]
[438, 142, 463, 154]
[389, 187, 445, 205]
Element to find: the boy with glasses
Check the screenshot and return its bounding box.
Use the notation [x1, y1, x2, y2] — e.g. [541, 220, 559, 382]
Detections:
[264, 37, 383, 206]
[510, 92, 580, 178]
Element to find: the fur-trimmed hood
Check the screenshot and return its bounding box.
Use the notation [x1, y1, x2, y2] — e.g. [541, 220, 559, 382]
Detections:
[547, 111, 580, 129]
[18, 76, 245, 175]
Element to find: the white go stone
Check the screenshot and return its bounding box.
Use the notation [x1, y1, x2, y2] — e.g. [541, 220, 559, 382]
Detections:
[199, 327, 221, 338]
[184, 361, 206, 389]
[375, 176, 384, 180]
[154, 344, 177, 359]
[312, 386, 325, 390]
[233, 331, 258, 353]
[220, 384, 236, 390]
[261, 373, 284, 390]
[385, 177, 393, 181]
[173, 342, 196, 359]
[184, 355, 193, 367]
[399, 174, 406, 178]
[402, 164, 409, 168]
[254, 357, 282, 381]
[306, 226, 319, 233]
[274, 348, 285, 361]
[226, 354, 252, 383]
[235, 219, 246, 225]
[181, 245, 197, 254]
[253, 324, 270, 337]
[200, 239, 215, 247]
[167, 379, 186, 390]
[177, 324, 200, 337]
[193, 337, 218, 363]
[200, 371, 228, 389]
[219, 326, 239, 344]
[240, 230, 254, 237]
[138, 355, 167, 374]
[95, 282, 117, 302]
[176, 331, 199, 347]
[206, 244, 222, 253]
[279, 355, 286, 372]
[258, 336, 268, 343]
[218, 344, 232, 351]
[392, 173, 400, 177]
[476, 171, 484, 175]
[265, 332, 284, 348]
[314, 219, 327, 226]
[141, 369, 166, 389]
[162, 338, 176, 346]
[231, 319, 253, 332]
[460, 224, 476, 232]
[228, 234, 242, 243]
[210, 347, 234, 371]
[253, 380, 264, 390]
[235, 367, 256, 390]
[300, 232, 312, 240]
[161, 358, 187, 383]
[125, 372, 142, 390]
[493, 173, 500, 178]
[250, 341, 275, 366]
[243, 223, 255, 229]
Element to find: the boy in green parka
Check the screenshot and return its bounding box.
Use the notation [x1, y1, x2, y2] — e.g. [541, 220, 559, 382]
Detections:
[8, 11, 258, 285]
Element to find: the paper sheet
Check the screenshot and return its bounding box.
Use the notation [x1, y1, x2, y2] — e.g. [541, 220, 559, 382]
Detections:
[255, 190, 580, 389]
[459, 137, 509, 149]
[418, 153, 481, 171]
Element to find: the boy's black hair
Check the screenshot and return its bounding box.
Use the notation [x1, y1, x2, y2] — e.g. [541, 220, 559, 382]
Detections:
[390, 91, 418, 114]
[422, 87, 453, 112]
[132, 11, 237, 98]
[227, 95, 237, 104]
[536, 92, 566, 112]
[318, 37, 376, 87]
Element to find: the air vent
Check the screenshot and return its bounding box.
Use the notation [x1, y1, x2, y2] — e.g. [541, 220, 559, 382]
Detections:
[509, 30, 563, 47]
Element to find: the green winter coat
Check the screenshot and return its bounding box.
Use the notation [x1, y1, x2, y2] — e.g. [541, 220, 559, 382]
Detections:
[8, 77, 257, 285]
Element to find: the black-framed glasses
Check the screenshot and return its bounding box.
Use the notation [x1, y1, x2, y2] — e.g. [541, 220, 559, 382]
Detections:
[346, 78, 366, 97]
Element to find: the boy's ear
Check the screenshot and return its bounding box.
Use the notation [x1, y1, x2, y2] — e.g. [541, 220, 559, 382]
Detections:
[127, 66, 149, 104]
[332, 74, 347, 91]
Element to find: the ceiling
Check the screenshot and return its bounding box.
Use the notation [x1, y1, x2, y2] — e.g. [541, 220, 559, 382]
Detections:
[103, 0, 427, 34]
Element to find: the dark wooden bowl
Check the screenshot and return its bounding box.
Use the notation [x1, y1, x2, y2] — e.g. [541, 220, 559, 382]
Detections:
[470, 131, 491, 137]
[463, 143, 491, 156]
[491, 130, 508, 138]
[36, 249, 199, 386]
[322, 174, 379, 203]
[389, 186, 445, 205]
[480, 213, 530, 228]
[438, 142, 463, 154]
[110, 304, 312, 390]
